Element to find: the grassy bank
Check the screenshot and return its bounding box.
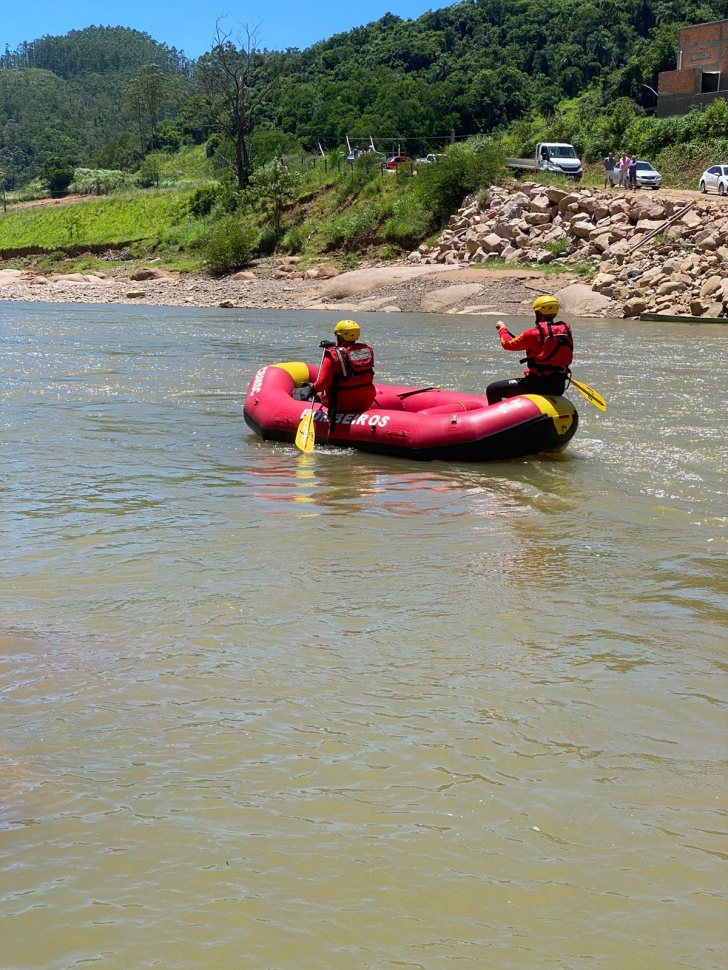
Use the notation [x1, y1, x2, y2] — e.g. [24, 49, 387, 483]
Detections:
[0, 188, 196, 252]
[0, 141, 504, 275]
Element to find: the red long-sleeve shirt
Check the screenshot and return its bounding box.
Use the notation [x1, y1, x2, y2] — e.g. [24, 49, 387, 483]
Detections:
[498, 325, 544, 354]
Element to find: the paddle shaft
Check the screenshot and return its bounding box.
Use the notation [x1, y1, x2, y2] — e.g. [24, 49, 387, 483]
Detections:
[397, 385, 441, 400]
[295, 345, 328, 453]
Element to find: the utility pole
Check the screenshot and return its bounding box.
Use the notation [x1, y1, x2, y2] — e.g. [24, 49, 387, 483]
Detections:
[450, 129, 455, 145]
[0, 171, 6, 213]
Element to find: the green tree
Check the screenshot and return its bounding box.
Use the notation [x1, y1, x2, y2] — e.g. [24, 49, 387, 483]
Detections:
[123, 64, 173, 156]
[138, 153, 164, 187]
[248, 158, 300, 236]
[38, 156, 75, 194]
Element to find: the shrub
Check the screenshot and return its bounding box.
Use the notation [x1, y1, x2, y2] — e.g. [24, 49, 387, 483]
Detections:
[320, 209, 378, 249]
[189, 183, 221, 218]
[257, 226, 278, 255]
[188, 177, 238, 218]
[69, 168, 135, 195]
[280, 219, 315, 254]
[415, 138, 505, 221]
[202, 217, 260, 275]
[381, 196, 432, 247]
[475, 187, 491, 208]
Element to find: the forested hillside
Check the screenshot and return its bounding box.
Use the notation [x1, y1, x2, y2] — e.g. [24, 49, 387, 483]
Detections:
[0, 27, 192, 184]
[273, 0, 724, 143]
[3, 0, 728, 188]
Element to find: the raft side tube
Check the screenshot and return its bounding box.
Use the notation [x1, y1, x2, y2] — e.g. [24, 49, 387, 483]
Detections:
[243, 361, 579, 461]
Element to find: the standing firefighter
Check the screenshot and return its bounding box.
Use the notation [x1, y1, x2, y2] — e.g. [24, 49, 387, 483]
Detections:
[486, 296, 573, 404]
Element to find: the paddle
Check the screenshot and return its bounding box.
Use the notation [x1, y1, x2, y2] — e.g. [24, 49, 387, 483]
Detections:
[397, 385, 441, 400]
[569, 378, 606, 411]
[295, 402, 316, 453]
[295, 344, 330, 453]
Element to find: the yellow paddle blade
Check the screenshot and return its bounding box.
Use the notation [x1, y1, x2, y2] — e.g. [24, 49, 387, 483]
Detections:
[295, 408, 316, 453]
[570, 378, 606, 411]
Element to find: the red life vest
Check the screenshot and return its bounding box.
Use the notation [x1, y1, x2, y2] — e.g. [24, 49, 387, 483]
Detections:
[524, 320, 573, 377]
[328, 342, 375, 390]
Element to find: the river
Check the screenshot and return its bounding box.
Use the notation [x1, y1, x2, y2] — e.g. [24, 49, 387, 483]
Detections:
[1, 303, 726, 970]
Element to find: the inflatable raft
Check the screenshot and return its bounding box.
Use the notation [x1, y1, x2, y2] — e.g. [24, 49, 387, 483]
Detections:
[244, 361, 578, 461]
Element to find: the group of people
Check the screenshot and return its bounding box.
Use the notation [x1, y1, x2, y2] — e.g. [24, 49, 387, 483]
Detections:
[298, 296, 573, 414]
[604, 151, 639, 190]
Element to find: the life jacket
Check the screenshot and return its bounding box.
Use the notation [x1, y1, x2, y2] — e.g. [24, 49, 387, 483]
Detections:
[328, 342, 375, 390]
[522, 320, 573, 377]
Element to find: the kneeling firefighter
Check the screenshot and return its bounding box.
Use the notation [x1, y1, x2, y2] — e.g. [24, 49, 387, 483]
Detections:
[298, 320, 376, 423]
[486, 295, 573, 405]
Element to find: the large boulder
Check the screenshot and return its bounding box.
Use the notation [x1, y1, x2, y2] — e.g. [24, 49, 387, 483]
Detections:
[557, 193, 581, 213]
[656, 280, 684, 296]
[546, 187, 569, 204]
[571, 221, 593, 239]
[420, 283, 484, 312]
[556, 282, 613, 317]
[130, 267, 172, 281]
[622, 297, 647, 318]
[700, 275, 723, 298]
[480, 233, 507, 254]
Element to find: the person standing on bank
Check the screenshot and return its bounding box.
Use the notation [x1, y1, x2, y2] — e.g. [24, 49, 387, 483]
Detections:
[603, 151, 615, 188]
[299, 319, 376, 415]
[618, 152, 630, 188]
[486, 296, 573, 404]
[628, 155, 638, 191]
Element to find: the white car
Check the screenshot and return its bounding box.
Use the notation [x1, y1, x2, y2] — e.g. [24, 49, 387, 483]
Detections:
[699, 165, 728, 195]
[415, 153, 444, 164]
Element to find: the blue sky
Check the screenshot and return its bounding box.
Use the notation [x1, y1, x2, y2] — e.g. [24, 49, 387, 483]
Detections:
[2, 0, 448, 58]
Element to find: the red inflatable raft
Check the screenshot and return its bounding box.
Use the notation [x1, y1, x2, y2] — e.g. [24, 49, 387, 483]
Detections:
[244, 361, 578, 461]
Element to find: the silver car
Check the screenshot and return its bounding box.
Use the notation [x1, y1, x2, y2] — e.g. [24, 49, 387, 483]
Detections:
[699, 165, 728, 195]
[613, 160, 662, 189]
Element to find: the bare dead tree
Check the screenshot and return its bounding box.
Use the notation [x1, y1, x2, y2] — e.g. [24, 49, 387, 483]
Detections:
[197, 20, 284, 190]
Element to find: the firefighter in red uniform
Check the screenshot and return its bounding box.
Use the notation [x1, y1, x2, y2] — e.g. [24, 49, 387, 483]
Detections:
[486, 295, 573, 404]
[299, 319, 376, 414]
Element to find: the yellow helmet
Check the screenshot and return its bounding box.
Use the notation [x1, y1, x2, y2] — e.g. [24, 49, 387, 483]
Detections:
[532, 295, 559, 316]
[334, 319, 360, 341]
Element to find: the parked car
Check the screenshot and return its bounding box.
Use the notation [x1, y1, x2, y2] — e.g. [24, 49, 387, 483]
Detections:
[612, 159, 662, 189]
[386, 155, 412, 169]
[699, 164, 728, 194]
[415, 153, 445, 164]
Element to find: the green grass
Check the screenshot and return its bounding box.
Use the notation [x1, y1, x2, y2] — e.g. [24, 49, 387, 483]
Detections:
[156, 145, 215, 183]
[469, 257, 594, 277]
[0, 187, 196, 252]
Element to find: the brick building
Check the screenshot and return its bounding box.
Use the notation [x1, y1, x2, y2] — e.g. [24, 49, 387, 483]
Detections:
[657, 20, 728, 117]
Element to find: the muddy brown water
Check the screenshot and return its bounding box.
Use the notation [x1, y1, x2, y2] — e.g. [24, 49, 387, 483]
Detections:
[1, 303, 726, 970]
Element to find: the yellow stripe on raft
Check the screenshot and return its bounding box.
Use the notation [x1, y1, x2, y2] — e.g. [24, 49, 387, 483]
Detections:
[523, 395, 576, 436]
[273, 361, 311, 386]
